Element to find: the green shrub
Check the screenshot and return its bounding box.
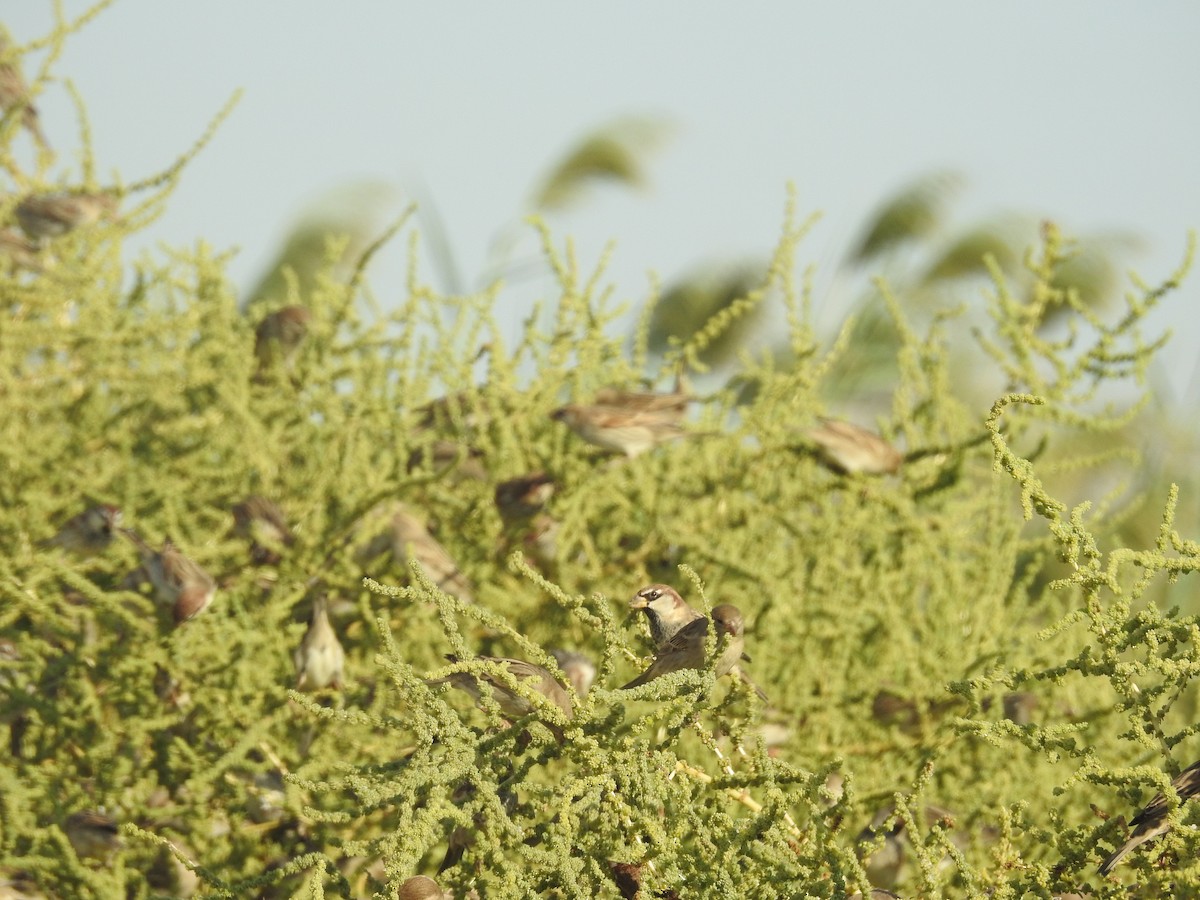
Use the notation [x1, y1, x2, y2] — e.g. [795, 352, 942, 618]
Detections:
[2, 17, 1200, 900]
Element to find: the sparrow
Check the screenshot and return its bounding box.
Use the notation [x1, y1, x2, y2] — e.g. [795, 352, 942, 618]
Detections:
[856, 803, 957, 889]
[63, 810, 122, 861]
[551, 388, 692, 458]
[121, 529, 216, 624]
[426, 655, 573, 722]
[398, 875, 446, 900]
[521, 513, 560, 569]
[253, 305, 310, 376]
[41, 504, 121, 556]
[0, 33, 49, 150]
[805, 418, 903, 475]
[549, 648, 597, 697]
[231, 495, 294, 565]
[294, 595, 345, 691]
[621, 604, 746, 690]
[0, 228, 40, 270]
[1098, 758, 1200, 875]
[494, 472, 556, 521]
[629, 584, 703, 647]
[391, 505, 474, 603]
[15, 191, 117, 242]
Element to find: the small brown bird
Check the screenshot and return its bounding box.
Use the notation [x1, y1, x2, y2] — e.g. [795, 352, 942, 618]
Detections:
[494, 472, 556, 521]
[427, 655, 573, 722]
[42, 504, 121, 556]
[121, 529, 216, 625]
[391, 505, 474, 603]
[806, 418, 903, 475]
[1099, 758, 1200, 875]
[0, 33, 49, 150]
[63, 810, 121, 861]
[406, 439, 487, 483]
[398, 875, 446, 900]
[549, 648, 597, 697]
[294, 596, 345, 691]
[621, 604, 746, 690]
[551, 387, 692, 458]
[231, 495, 294, 565]
[16, 191, 117, 242]
[253, 305, 311, 377]
[629, 583, 704, 647]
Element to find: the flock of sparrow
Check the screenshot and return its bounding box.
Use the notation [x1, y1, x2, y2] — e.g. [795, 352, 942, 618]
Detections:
[5, 34, 1194, 893]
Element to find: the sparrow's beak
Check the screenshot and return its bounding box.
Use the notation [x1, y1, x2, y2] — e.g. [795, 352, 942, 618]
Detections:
[628, 595, 648, 610]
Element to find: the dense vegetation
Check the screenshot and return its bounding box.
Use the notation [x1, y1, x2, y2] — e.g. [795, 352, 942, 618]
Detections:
[3, 11, 1200, 900]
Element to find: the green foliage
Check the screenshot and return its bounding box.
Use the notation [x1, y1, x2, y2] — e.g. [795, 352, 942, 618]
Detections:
[3, 15, 1200, 900]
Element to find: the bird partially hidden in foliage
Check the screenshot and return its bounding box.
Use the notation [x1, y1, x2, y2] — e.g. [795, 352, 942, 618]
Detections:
[231, 495, 295, 565]
[438, 781, 518, 875]
[621, 604, 746, 690]
[426, 655, 573, 734]
[390, 505, 474, 603]
[551, 384, 694, 458]
[0, 227, 40, 270]
[494, 472, 556, 522]
[549, 648, 597, 697]
[120, 529, 216, 625]
[804, 418, 904, 475]
[856, 802, 960, 889]
[1098, 758, 1200, 875]
[253, 305, 310, 380]
[0, 33, 50, 151]
[293, 595, 345, 691]
[398, 874, 447, 900]
[15, 191, 117, 242]
[63, 810, 122, 861]
[41, 503, 122, 557]
[629, 585, 767, 701]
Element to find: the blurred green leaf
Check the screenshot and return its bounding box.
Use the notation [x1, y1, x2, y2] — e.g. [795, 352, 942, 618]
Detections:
[919, 215, 1030, 284]
[849, 170, 964, 264]
[647, 259, 768, 366]
[531, 116, 673, 211]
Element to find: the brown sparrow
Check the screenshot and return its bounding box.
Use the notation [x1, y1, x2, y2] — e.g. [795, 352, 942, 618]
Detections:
[426, 655, 573, 722]
[629, 583, 703, 647]
[806, 418, 903, 475]
[549, 648, 597, 697]
[294, 596, 345, 691]
[494, 472, 556, 521]
[231, 495, 294, 565]
[398, 875, 446, 900]
[16, 191, 117, 242]
[63, 810, 121, 861]
[621, 604, 746, 690]
[42, 504, 122, 556]
[121, 529, 216, 624]
[391, 505, 474, 603]
[253, 305, 311, 376]
[0, 34, 49, 150]
[551, 387, 692, 458]
[1099, 758, 1200, 874]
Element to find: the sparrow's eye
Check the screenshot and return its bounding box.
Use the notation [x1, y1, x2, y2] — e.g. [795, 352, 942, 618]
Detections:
[646, 589, 661, 601]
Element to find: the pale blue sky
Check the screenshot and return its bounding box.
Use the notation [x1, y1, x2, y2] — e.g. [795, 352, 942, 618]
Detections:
[8, 2, 1200, 400]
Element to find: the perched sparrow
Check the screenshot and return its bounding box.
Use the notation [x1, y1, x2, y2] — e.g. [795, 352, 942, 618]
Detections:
[621, 604, 746, 690]
[806, 418, 903, 475]
[398, 875, 446, 900]
[416, 391, 492, 433]
[629, 583, 703, 648]
[293, 596, 345, 691]
[16, 191, 117, 242]
[592, 385, 691, 415]
[407, 439, 487, 483]
[41, 504, 121, 556]
[63, 810, 121, 861]
[857, 803, 957, 889]
[121, 529, 216, 625]
[1098, 758, 1200, 875]
[231, 495, 294, 565]
[427, 655, 573, 722]
[551, 389, 692, 458]
[549, 648, 597, 697]
[253, 305, 310, 376]
[494, 472, 556, 521]
[1002, 691, 1038, 726]
[521, 513, 560, 569]
[391, 505, 474, 603]
[0, 34, 49, 150]
[0, 228, 40, 270]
